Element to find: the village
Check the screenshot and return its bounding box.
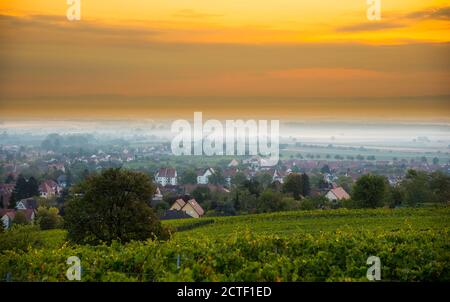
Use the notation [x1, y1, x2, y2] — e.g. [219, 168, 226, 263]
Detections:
[1, 133, 449, 228]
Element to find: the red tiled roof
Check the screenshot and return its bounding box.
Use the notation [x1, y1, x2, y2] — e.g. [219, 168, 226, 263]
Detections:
[39, 183, 55, 193]
[223, 167, 238, 178]
[196, 168, 214, 176]
[0, 209, 35, 222]
[186, 199, 204, 216]
[174, 199, 186, 208]
[329, 187, 350, 200]
[157, 168, 177, 178]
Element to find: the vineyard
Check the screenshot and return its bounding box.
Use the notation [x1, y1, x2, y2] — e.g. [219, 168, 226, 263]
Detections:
[1, 207, 449, 281]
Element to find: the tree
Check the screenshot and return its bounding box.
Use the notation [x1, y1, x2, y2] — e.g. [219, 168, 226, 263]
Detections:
[14, 211, 29, 225]
[283, 173, 304, 200]
[208, 168, 225, 186]
[10, 175, 40, 208]
[231, 172, 247, 187]
[299, 198, 316, 210]
[385, 186, 404, 208]
[258, 189, 283, 213]
[432, 157, 439, 165]
[401, 170, 433, 206]
[352, 174, 388, 208]
[255, 172, 273, 189]
[241, 179, 262, 197]
[27, 177, 39, 197]
[41, 133, 63, 151]
[336, 176, 353, 194]
[154, 202, 169, 217]
[429, 171, 450, 203]
[10, 175, 28, 208]
[64, 168, 166, 244]
[321, 164, 331, 174]
[5, 174, 15, 184]
[231, 188, 258, 213]
[280, 197, 301, 211]
[36, 207, 63, 230]
[192, 186, 211, 204]
[301, 173, 311, 196]
[180, 169, 197, 185]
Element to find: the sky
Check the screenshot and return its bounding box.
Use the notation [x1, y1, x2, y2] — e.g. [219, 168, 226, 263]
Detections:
[0, 0, 449, 121]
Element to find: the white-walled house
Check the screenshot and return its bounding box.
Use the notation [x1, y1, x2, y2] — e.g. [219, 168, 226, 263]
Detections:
[0, 209, 36, 230]
[39, 180, 61, 199]
[16, 198, 37, 210]
[197, 168, 215, 185]
[155, 168, 178, 186]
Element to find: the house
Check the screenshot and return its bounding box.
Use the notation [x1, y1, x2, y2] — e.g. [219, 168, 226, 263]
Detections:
[155, 168, 178, 186]
[268, 168, 287, 184]
[243, 156, 261, 169]
[223, 167, 239, 187]
[183, 184, 230, 195]
[39, 180, 61, 199]
[273, 169, 285, 183]
[0, 183, 15, 209]
[57, 174, 68, 188]
[48, 163, 66, 173]
[0, 209, 36, 229]
[16, 198, 37, 210]
[1, 210, 15, 229]
[325, 187, 350, 202]
[170, 198, 205, 218]
[197, 168, 215, 185]
[228, 159, 239, 167]
[150, 187, 164, 207]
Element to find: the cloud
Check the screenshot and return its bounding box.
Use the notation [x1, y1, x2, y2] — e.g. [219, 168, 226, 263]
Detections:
[0, 14, 160, 38]
[173, 9, 223, 19]
[336, 22, 405, 33]
[336, 6, 450, 33]
[406, 6, 450, 20]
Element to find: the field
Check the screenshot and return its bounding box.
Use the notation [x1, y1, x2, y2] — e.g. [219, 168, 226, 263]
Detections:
[281, 145, 450, 162]
[0, 207, 449, 281]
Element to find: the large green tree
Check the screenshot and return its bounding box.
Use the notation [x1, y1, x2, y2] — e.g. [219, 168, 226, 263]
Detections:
[282, 173, 304, 200]
[180, 169, 197, 185]
[401, 170, 433, 206]
[64, 168, 166, 244]
[352, 174, 388, 208]
[301, 173, 311, 196]
[430, 171, 450, 203]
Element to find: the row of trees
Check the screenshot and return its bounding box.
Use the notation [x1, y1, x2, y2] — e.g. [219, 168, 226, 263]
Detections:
[346, 170, 450, 208]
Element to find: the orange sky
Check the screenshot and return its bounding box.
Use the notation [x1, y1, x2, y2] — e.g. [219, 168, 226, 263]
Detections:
[0, 1, 449, 121]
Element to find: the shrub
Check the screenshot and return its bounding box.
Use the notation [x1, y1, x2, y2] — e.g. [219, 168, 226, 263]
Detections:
[13, 211, 29, 225]
[36, 207, 64, 230]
